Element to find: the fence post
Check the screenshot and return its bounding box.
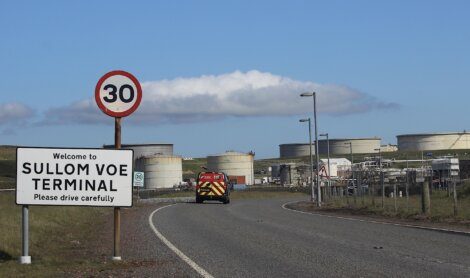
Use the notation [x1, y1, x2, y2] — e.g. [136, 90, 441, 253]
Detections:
[421, 180, 431, 215]
[453, 179, 458, 217]
[405, 170, 409, 212]
[393, 183, 397, 213]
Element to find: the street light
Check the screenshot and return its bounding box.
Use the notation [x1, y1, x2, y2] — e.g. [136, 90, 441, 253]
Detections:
[374, 148, 384, 208]
[300, 92, 321, 207]
[320, 133, 330, 198]
[299, 118, 314, 202]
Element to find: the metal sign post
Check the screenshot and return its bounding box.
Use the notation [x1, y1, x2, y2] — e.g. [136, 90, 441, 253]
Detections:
[114, 117, 122, 260]
[95, 70, 142, 261]
[20, 205, 31, 264]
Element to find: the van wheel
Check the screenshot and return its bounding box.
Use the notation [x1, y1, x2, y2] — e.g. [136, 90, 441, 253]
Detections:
[196, 197, 203, 203]
[223, 197, 230, 204]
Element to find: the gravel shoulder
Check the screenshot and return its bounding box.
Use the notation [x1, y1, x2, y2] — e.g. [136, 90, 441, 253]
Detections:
[71, 202, 199, 277]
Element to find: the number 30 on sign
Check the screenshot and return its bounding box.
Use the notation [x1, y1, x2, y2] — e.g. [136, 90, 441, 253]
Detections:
[95, 70, 142, 118]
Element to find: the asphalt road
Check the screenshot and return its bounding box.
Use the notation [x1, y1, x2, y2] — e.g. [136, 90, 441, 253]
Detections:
[150, 197, 470, 277]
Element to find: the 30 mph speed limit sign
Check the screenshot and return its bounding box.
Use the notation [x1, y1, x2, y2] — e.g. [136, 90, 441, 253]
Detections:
[95, 70, 142, 117]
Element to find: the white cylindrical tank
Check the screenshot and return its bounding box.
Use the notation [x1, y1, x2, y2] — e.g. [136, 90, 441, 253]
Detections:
[207, 151, 254, 185]
[397, 132, 470, 151]
[103, 143, 173, 162]
[136, 155, 182, 189]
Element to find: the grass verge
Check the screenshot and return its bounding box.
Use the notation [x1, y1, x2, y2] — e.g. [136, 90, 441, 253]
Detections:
[0, 193, 113, 277]
[311, 191, 470, 227]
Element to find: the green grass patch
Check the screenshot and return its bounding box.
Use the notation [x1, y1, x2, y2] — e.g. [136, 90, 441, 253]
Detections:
[0, 193, 112, 276]
[323, 192, 470, 224]
[0, 146, 16, 160]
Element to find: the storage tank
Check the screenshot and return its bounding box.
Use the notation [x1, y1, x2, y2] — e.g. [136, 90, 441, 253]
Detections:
[280, 138, 380, 158]
[319, 138, 381, 155]
[136, 155, 182, 189]
[397, 132, 470, 151]
[271, 164, 281, 178]
[207, 151, 254, 185]
[103, 143, 173, 161]
[279, 143, 316, 158]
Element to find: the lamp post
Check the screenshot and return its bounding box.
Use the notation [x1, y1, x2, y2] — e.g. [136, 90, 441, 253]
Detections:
[300, 92, 321, 207]
[299, 118, 314, 202]
[320, 133, 330, 198]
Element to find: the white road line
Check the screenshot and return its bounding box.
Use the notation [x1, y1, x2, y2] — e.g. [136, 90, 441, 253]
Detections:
[281, 200, 470, 236]
[148, 204, 214, 278]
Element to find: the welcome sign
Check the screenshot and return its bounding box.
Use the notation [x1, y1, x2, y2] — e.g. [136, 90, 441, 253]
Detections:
[16, 147, 133, 207]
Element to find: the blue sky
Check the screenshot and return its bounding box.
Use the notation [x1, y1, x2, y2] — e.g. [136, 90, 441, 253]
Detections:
[1, 1, 469, 158]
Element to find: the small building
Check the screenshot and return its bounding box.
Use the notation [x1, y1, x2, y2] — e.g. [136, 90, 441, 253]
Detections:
[279, 163, 310, 187]
[432, 158, 459, 178]
[320, 158, 351, 178]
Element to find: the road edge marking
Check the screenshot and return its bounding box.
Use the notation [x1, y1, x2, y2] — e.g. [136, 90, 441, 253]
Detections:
[281, 200, 470, 236]
[149, 204, 215, 278]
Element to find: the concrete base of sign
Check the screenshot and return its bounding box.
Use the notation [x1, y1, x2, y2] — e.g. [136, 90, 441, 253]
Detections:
[112, 256, 122, 261]
[20, 256, 31, 264]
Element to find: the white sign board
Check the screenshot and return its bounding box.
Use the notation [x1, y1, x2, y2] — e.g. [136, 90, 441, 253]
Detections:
[16, 147, 133, 207]
[133, 171, 144, 188]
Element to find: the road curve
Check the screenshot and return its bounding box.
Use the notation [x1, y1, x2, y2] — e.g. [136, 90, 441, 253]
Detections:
[150, 197, 470, 277]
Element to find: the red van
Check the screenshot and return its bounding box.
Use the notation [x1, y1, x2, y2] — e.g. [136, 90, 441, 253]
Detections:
[196, 172, 230, 204]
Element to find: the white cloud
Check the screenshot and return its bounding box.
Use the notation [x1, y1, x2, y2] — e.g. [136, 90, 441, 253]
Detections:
[42, 70, 398, 125]
[0, 102, 35, 125]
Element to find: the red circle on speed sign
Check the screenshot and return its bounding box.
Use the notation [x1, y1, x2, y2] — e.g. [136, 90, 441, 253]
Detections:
[95, 70, 142, 117]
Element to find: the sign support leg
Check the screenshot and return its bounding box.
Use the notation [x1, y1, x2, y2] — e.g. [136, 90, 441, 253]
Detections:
[113, 117, 122, 261]
[21, 205, 31, 264]
[113, 207, 121, 260]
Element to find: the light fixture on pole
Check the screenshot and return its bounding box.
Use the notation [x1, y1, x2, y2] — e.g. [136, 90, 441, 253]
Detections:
[300, 92, 321, 207]
[320, 133, 330, 198]
[299, 118, 314, 202]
